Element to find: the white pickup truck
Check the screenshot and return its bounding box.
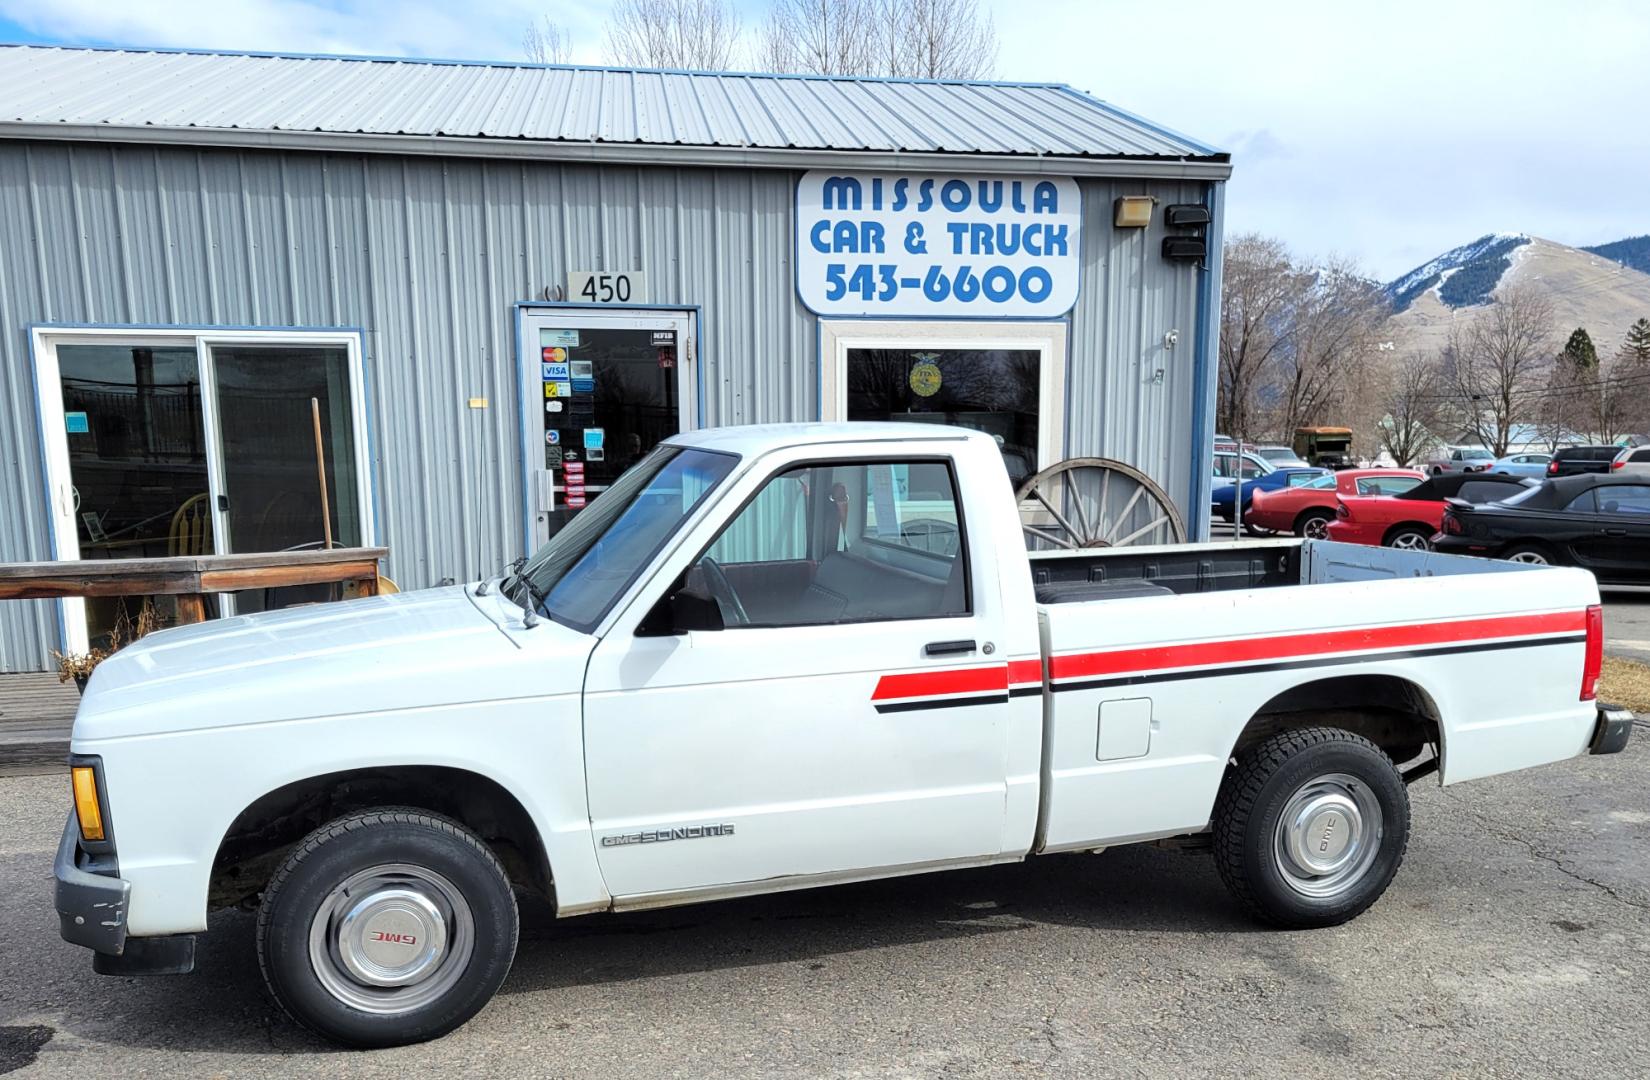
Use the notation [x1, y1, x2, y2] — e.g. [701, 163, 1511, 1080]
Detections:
[55, 423, 1632, 1047]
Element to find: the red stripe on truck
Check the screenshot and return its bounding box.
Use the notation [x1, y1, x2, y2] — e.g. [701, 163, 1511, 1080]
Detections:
[872, 665, 1007, 702]
[1048, 610, 1588, 682]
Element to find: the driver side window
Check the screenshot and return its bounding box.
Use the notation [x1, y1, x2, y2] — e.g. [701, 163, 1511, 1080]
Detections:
[693, 459, 970, 627]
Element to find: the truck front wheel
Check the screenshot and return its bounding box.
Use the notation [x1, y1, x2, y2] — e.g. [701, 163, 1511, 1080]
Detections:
[1212, 728, 1410, 928]
[255, 809, 519, 1047]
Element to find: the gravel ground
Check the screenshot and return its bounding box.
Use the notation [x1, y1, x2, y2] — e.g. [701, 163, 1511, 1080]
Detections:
[3, 732, 1649, 1079]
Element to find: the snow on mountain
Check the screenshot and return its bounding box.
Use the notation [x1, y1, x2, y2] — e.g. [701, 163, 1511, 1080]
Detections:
[1387, 235, 1650, 357]
[1384, 233, 1530, 312]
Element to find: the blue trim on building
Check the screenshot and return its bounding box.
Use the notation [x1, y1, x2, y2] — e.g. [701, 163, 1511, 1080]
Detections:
[1188, 181, 1227, 540]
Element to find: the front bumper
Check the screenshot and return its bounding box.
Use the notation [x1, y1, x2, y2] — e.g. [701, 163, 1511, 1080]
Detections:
[1591, 704, 1635, 755]
[54, 812, 196, 974]
[1323, 521, 1384, 546]
[55, 812, 129, 955]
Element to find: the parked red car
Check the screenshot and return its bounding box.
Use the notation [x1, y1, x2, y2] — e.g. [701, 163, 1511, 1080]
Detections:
[1246, 469, 1424, 538]
[1326, 472, 1533, 549]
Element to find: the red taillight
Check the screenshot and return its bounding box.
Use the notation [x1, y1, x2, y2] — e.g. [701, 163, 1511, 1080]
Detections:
[1581, 603, 1603, 701]
[1548, 460, 1559, 475]
[1442, 512, 1463, 535]
[1335, 500, 1349, 519]
[1612, 460, 1625, 470]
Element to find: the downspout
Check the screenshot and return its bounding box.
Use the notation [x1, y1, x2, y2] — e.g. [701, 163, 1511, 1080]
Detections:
[1188, 180, 1226, 541]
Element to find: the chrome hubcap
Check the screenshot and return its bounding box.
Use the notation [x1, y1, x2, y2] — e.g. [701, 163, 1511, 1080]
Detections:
[1303, 517, 1330, 540]
[1274, 773, 1382, 899]
[1509, 551, 1548, 564]
[308, 863, 474, 1015]
[1389, 532, 1428, 550]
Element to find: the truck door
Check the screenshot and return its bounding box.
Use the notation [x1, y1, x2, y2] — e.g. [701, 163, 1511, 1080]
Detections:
[581, 454, 1018, 901]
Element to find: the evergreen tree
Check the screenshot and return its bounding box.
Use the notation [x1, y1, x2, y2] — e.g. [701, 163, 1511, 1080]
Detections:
[1625, 318, 1650, 364]
[1559, 327, 1598, 371]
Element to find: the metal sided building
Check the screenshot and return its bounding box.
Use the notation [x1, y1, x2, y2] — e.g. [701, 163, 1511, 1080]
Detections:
[0, 44, 1230, 672]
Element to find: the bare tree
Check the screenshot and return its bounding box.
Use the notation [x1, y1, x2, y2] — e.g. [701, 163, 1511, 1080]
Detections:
[1217, 234, 1296, 442]
[1443, 284, 1555, 456]
[1378, 352, 1443, 466]
[1271, 256, 1389, 436]
[523, 17, 571, 64]
[606, 0, 743, 70]
[761, 0, 875, 75]
[762, 0, 996, 77]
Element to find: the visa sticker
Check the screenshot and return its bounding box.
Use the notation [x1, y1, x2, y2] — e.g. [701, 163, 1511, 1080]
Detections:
[542, 362, 570, 380]
[65, 411, 89, 434]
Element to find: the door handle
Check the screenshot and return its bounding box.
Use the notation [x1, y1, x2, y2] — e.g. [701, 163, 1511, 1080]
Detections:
[924, 639, 977, 657]
[1602, 528, 1628, 537]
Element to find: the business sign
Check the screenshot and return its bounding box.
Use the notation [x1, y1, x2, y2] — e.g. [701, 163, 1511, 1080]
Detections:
[796, 171, 1081, 318]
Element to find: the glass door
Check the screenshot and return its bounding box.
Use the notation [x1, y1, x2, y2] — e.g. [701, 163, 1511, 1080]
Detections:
[820, 320, 1067, 491]
[209, 344, 364, 615]
[51, 342, 217, 648]
[33, 329, 373, 654]
[518, 309, 696, 549]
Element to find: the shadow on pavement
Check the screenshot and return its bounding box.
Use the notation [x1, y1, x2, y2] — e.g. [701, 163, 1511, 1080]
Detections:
[20, 843, 1256, 1055]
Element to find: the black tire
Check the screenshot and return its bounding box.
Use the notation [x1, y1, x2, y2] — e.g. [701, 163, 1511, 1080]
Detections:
[1243, 522, 1273, 537]
[256, 809, 519, 1048]
[1294, 509, 1333, 540]
[1382, 525, 1432, 551]
[1212, 727, 1410, 929]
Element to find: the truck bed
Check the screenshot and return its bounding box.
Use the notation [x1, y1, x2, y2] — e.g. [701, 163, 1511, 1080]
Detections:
[1027, 537, 1545, 601]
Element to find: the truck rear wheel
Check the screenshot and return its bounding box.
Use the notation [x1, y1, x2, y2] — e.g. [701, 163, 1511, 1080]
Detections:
[1212, 728, 1409, 928]
[255, 809, 518, 1047]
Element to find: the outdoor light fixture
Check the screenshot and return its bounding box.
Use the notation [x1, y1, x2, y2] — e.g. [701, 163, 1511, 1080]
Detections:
[1163, 204, 1211, 228]
[1161, 202, 1211, 264]
[1114, 196, 1154, 228]
[1162, 236, 1207, 262]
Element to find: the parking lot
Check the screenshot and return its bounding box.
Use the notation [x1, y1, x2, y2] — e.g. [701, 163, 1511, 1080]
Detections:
[5, 726, 1650, 1078]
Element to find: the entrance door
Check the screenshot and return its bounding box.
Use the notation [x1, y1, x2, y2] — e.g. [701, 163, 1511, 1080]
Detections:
[33, 329, 373, 654]
[582, 452, 1013, 902]
[517, 308, 696, 551]
[820, 320, 1067, 490]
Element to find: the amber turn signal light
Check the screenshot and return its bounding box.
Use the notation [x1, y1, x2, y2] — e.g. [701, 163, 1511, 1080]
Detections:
[72, 765, 105, 842]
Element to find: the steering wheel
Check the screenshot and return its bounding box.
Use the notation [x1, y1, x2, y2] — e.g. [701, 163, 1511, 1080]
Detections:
[696, 557, 750, 627]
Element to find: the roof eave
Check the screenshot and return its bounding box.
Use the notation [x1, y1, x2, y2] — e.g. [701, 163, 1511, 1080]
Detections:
[0, 123, 1233, 180]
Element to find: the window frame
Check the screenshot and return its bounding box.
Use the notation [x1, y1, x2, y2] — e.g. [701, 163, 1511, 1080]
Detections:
[29, 325, 374, 655]
[818, 319, 1068, 478]
[668, 454, 974, 631]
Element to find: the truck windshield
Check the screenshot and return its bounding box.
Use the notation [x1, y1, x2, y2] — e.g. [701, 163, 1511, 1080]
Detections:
[516, 446, 738, 632]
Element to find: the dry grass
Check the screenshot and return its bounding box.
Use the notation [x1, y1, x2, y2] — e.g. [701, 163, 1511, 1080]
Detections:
[1600, 656, 1650, 714]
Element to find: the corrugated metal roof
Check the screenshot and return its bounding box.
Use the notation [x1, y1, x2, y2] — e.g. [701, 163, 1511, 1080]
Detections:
[0, 44, 1224, 165]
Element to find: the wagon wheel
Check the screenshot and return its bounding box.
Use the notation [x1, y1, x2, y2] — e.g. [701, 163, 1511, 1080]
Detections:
[1015, 457, 1186, 551]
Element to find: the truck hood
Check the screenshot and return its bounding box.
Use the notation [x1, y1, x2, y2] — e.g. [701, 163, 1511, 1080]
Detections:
[73, 585, 593, 743]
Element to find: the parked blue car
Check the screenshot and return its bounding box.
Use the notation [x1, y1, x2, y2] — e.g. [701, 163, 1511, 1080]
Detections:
[1213, 467, 1332, 521]
[1488, 452, 1552, 478]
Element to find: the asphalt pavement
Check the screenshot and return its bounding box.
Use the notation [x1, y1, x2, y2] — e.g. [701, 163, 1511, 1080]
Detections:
[1602, 588, 1650, 663]
[4, 735, 1650, 1078]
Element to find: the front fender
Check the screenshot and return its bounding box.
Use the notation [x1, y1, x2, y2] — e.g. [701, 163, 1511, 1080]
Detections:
[79, 692, 607, 937]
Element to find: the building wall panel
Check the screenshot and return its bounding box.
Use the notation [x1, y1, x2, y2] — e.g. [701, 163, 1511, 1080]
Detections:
[0, 139, 1211, 670]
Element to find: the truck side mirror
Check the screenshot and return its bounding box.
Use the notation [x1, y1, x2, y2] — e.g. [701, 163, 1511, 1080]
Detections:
[637, 585, 724, 636]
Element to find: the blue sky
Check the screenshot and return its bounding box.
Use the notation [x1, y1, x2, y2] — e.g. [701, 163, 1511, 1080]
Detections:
[3, 0, 1646, 280]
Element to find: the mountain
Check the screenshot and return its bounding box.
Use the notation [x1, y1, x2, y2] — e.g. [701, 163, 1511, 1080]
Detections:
[1384, 234, 1650, 357]
[1385, 233, 1531, 312]
[1585, 234, 1650, 276]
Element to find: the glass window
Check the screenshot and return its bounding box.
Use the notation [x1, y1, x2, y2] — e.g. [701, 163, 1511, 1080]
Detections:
[1357, 476, 1422, 496]
[526, 446, 736, 633]
[1565, 489, 1598, 513]
[1305, 473, 1338, 490]
[1597, 486, 1650, 515]
[846, 348, 1038, 488]
[1286, 472, 1318, 487]
[1632, 450, 1650, 463]
[211, 344, 360, 615]
[690, 460, 968, 627]
[57, 343, 214, 645]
